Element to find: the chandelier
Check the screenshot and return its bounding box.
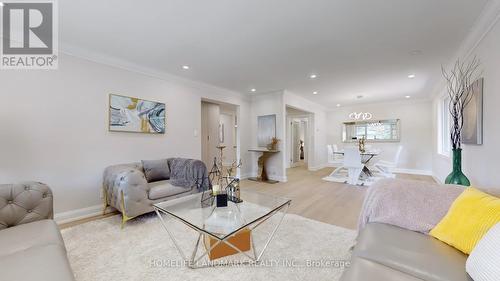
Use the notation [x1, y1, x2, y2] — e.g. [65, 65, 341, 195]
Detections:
[349, 112, 372, 120]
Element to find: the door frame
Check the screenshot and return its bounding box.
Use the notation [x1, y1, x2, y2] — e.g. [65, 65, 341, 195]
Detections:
[285, 114, 311, 169]
[201, 99, 241, 178]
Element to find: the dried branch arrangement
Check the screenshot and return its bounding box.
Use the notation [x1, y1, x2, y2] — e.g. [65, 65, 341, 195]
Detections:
[441, 57, 481, 150]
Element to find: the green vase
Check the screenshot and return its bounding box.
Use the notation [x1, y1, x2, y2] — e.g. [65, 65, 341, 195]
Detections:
[445, 149, 470, 186]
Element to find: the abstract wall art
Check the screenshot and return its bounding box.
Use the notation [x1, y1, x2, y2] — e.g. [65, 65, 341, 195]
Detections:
[462, 78, 483, 145]
[109, 94, 165, 134]
[257, 114, 276, 147]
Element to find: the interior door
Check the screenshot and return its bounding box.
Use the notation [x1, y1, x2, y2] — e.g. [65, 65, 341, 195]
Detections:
[201, 102, 220, 169]
[220, 113, 238, 165]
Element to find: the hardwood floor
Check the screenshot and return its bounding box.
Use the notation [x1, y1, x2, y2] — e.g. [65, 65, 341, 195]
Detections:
[240, 165, 435, 230]
[60, 166, 434, 230]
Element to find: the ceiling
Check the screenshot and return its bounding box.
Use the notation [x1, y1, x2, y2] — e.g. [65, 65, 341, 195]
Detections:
[59, 0, 489, 107]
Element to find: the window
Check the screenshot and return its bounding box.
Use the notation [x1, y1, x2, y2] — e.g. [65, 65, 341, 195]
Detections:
[439, 96, 451, 156]
[343, 119, 400, 142]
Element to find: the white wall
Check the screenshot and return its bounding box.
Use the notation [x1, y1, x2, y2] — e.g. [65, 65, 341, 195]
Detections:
[249, 91, 285, 181]
[326, 100, 433, 174]
[432, 5, 500, 194]
[0, 53, 252, 218]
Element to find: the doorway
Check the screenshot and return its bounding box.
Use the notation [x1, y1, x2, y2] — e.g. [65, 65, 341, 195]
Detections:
[290, 119, 308, 167]
[286, 106, 311, 170]
[201, 100, 239, 176]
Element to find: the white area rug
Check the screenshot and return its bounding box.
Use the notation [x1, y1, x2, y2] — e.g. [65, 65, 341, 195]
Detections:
[62, 210, 356, 281]
[322, 169, 385, 186]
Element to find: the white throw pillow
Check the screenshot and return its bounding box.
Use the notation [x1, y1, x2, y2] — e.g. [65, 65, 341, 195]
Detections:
[466, 223, 500, 281]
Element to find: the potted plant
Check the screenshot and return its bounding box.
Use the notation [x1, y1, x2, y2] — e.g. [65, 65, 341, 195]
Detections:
[441, 57, 480, 186]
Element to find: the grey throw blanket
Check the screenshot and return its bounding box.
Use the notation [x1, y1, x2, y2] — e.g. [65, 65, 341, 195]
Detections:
[358, 178, 464, 234]
[168, 158, 211, 191]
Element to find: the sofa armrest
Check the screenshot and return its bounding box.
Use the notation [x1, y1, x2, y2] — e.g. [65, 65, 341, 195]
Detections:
[103, 164, 149, 214]
[0, 182, 53, 230]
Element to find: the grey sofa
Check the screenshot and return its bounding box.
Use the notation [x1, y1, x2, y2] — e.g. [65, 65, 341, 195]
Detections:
[0, 182, 75, 281]
[340, 222, 472, 281]
[103, 158, 209, 227]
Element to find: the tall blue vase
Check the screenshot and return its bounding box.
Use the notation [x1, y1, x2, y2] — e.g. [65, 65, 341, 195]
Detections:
[445, 149, 470, 186]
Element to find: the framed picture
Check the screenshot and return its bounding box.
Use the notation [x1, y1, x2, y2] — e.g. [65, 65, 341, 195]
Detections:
[109, 94, 165, 134]
[462, 78, 483, 145]
[257, 114, 276, 147]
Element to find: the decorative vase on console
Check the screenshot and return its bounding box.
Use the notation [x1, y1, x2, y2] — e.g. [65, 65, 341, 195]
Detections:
[442, 57, 481, 186]
[358, 137, 366, 153]
[267, 137, 280, 151]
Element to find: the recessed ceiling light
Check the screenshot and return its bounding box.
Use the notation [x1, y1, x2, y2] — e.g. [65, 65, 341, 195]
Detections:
[405, 95, 411, 99]
[250, 88, 256, 92]
[310, 74, 317, 79]
[336, 104, 341, 107]
[182, 65, 190, 70]
[313, 91, 318, 95]
[0, 2, 4, 6]
[356, 95, 364, 99]
[410, 50, 422, 56]
[408, 74, 416, 79]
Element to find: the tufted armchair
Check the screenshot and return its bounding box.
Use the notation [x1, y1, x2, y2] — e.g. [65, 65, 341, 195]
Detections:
[0, 181, 54, 230]
[0, 182, 75, 281]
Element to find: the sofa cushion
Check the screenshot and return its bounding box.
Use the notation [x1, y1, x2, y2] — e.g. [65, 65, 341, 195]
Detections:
[340, 256, 425, 281]
[0, 219, 64, 258]
[466, 223, 500, 281]
[0, 243, 75, 281]
[0, 219, 75, 281]
[430, 187, 500, 254]
[354, 223, 471, 281]
[148, 181, 191, 200]
[141, 159, 170, 183]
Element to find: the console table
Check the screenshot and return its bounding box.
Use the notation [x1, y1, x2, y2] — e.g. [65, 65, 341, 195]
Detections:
[248, 148, 280, 184]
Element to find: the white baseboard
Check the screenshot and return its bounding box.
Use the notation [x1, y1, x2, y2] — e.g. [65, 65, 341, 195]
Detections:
[54, 204, 115, 225]
[392, 168, 433, 176]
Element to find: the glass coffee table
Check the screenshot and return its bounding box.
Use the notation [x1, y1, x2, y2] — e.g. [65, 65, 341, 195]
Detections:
[153, 190, 291, 268]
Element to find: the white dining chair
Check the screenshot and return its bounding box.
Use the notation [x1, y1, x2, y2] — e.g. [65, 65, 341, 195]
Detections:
[343, 147, 365, 185]
[327, 144, 345, 177]
[374, 145, 403, 177]
[327, 144, 343, 166]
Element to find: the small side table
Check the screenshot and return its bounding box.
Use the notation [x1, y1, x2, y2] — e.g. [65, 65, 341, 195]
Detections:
[248, 148, 280, 184]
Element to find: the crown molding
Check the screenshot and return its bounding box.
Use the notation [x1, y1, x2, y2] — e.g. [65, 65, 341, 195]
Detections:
[430, 0, 500, 99]
[455, 0, 500, 61]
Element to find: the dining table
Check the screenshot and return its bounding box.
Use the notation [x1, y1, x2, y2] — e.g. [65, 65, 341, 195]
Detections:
[332, 150, 380, 177]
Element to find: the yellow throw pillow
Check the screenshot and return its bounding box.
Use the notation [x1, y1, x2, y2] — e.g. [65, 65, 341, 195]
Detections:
[430, 187, 500, 254]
